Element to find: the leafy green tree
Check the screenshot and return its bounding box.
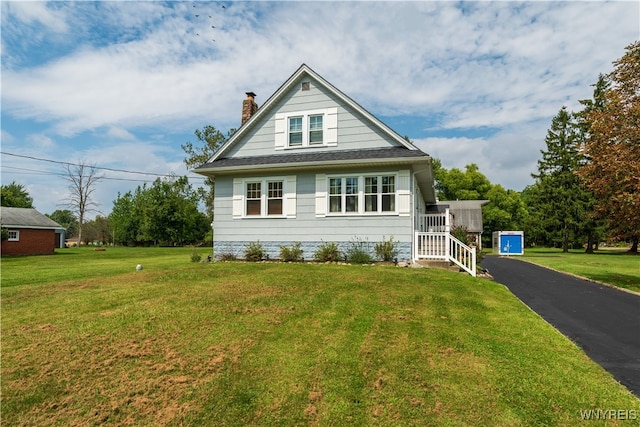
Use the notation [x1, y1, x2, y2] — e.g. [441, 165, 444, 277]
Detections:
[1, 181, 34, 208]
[182, 126, 236, 219]
[432, 159, 529, 247]
[110, 176, 208, 246]
[110, 191, 140, 246]
[530, 107, 591, 252]
[483, 185, 528, 233]
[46, 209, 79, 238]
[434, 163, 492, 201]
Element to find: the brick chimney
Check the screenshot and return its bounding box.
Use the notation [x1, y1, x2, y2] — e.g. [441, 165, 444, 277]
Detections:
[241, 92, 258, 125]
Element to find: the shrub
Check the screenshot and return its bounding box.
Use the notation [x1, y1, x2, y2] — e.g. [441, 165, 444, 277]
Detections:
[451, 225, 472, 246]
[313, 241, 341, 262]
[218, 252, 238, 261]
[244, 241, 266, 262]
[346, 237, 373, 264]
[374, 236, 398, 262]
[190, 247, 202, 263]
[280, 242, 304, 262]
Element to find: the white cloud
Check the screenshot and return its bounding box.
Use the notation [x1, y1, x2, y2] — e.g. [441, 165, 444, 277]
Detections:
[2, 1, 69, 33]
[26, 133, 56, 149]
[1, 1, 638, 212]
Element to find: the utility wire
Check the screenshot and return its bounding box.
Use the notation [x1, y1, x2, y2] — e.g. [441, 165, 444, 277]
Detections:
[1, 151, 206, 180]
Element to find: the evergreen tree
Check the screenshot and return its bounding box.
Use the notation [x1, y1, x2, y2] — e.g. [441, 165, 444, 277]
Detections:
[531, 107, 591, 252]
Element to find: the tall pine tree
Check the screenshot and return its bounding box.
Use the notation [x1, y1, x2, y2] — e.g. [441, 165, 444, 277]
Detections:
[531, 107, 591, 252]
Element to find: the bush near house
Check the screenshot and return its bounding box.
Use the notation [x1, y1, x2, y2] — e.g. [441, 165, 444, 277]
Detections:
[313, 241, 341, 263]
[244, 241, 266, 262]
[279, 242, 304, 262]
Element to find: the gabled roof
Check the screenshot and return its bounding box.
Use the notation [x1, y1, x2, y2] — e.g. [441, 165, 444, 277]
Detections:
[203, 64, 422, 165]
[437, 200, 490, 233]
[1, 207, 63, 230]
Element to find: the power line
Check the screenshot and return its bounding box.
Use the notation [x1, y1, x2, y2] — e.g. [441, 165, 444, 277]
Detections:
[1, 165, 159, 183]
[0, 151, 206, 180]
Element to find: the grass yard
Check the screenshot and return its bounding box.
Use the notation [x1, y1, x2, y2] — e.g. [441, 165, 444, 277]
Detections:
[2, 247, 638, 426]
[519, 248, 640, 293]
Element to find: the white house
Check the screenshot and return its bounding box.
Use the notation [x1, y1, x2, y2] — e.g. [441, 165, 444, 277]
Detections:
[194, 64, 476, 275]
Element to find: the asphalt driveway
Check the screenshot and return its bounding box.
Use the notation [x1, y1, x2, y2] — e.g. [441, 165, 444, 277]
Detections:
[481, 255, 640, 397]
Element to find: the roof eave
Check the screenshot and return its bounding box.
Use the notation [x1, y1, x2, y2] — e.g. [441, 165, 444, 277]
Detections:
[195, 156, 431, 176]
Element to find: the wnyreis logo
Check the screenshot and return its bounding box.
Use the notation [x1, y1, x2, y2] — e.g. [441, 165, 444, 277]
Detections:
[580, 409, 637, 421]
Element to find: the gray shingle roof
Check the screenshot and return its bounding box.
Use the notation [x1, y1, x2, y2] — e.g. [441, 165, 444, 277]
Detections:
[437, 200, 490, 233]
[1, 207, 63, 229]
[196, 147, 429, 171]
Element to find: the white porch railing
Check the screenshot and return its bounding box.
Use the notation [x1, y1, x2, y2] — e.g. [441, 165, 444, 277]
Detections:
[414, 231, 477, 277]
[418, 212, 451, 232]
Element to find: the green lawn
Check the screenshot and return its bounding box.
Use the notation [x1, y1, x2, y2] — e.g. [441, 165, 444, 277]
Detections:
[518, 248, 640, 293]
[2, 247, 638, 426]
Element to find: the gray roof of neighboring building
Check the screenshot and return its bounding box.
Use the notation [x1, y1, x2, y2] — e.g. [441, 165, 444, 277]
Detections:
[438, 200, 490, 233]
[195, 147, 430, 172]
[1, 207, 63, 229]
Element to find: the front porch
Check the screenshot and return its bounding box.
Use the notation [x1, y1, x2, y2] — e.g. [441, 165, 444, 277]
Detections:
[414, 210, 477, 277]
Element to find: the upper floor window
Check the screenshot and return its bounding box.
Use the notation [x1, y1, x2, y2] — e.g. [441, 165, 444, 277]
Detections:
[309, 115, 323, 144]
[288, 117, 303, 146]
[275, 108, 338, 150]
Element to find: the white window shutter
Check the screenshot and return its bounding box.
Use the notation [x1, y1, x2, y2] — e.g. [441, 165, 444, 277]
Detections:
[285, 175, 297, 218]
[315, 174, 327, 217]
[326, 107, 338, 145]
[397, 169, 411, 216]
[274, 113, 286, 150]
[232, 178, 243, 219]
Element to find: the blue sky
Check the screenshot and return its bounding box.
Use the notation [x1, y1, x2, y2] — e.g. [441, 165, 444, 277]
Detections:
[2, 1, 639, 218]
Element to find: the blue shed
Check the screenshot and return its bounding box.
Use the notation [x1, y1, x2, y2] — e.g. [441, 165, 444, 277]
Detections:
[492, 231, 524, 255]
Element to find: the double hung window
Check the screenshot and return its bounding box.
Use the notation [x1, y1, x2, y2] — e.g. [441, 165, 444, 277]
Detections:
[288, 117, 303, 146]
[308, 115, 323, 144]
[8, 230, 19, 241]
[246, 182, 262, 216]
[267, 181, 283, 215]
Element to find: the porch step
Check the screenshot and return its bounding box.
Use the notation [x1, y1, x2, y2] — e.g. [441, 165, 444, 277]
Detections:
[415, 260, 460, 272]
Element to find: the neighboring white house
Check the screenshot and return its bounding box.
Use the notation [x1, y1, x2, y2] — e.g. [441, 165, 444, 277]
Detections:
[194, 64, 476, 275]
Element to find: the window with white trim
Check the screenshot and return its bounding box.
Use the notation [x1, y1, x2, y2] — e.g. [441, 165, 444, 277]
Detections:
[267, 181, 283, 215]
[365, 176, 396, 213]
[288, 117, 303, 146]
[246, 182, 262, 216]
[8, 230, 19, 241]
[233, 176, 296, 219]
[275, 108, 338, 150]
[326, 174, 397, 215]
